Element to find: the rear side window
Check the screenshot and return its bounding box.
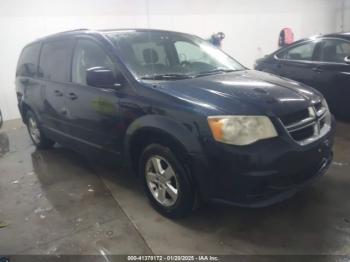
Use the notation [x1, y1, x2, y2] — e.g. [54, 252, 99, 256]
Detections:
[38, 39, 74, 82]
[319, 39, 350, 63]
[16, 43, 41, 77]
[277, 41, 316, 61]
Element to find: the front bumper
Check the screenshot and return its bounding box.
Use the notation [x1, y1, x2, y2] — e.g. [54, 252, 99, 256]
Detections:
[191, 118, 335, 208]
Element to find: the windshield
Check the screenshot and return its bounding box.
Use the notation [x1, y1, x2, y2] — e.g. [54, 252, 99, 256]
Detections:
[106, 30, 245, 80]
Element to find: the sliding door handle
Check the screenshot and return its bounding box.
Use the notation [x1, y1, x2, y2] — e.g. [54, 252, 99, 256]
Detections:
[54, 90, 63, 97]
[68, 93, 78, 100]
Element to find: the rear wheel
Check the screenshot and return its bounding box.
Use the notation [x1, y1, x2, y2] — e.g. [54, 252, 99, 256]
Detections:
[26, 111, 55, 149]
[139, 144, 195, 218]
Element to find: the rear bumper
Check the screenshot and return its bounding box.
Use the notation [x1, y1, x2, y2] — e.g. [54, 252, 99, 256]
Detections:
[190, 118, 335, 207]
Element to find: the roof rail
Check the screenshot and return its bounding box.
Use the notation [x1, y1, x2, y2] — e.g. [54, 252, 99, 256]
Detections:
[55, 28, 89, 34]
[43, 28, 90, 38]
[25, 28, 91, 46]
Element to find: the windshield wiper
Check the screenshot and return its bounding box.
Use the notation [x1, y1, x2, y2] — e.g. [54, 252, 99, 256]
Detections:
[194, 68, 236, 78]
[140, 73, 192, 80]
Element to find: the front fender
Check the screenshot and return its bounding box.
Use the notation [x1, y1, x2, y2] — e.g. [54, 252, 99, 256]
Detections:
[124, 115, 204, 160]
[124, 114, 212, 200]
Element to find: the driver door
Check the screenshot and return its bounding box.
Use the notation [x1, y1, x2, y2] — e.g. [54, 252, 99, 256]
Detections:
[65, 38, 123, 154]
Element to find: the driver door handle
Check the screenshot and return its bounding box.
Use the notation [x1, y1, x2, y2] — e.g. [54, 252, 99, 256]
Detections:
[312, 67, 323, 73]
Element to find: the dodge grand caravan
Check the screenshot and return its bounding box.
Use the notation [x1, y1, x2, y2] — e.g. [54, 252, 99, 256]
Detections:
[16, 29, 335, 217]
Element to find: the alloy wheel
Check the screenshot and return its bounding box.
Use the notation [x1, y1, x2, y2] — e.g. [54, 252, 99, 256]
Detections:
[28, 116, 41, 144]
[145, 155, 179, 207]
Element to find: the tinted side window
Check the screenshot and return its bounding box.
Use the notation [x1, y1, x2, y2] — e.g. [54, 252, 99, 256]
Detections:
[72, 39, 116, 85]
[16, 43, 41, 77]
[319, 39, 350, 63]
[39, 39, 74, 82]
[277, 41, 316, 61]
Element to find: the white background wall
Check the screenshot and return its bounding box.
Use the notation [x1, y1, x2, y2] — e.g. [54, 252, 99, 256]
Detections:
[0, 0, 345, 121]
[341, 0, 350, 31]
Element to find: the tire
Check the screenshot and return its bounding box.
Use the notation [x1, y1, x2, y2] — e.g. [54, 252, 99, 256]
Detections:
[139, 144, 195, 218]
[26, 111, 55, 149]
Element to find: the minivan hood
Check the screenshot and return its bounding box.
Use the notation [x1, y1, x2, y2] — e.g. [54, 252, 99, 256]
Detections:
[154, 70, 322, 116]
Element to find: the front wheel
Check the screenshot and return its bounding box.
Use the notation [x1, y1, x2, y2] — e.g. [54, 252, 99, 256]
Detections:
[26, 111, 55, 149]
[139, 144, 196, 218]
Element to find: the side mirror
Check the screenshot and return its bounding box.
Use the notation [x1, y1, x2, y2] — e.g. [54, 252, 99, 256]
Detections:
[86, 67, 122, 89]
[344, 56, 350, 64]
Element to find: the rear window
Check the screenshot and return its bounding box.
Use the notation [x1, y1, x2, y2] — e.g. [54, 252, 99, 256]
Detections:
[16, 43, 41, 77]
[38, 39, 74, 82]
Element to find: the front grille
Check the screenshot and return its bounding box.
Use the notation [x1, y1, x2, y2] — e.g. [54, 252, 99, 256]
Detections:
[290, 125, 314, 141]
[280, 108, 309, 126]
[279, 101, 330, 145]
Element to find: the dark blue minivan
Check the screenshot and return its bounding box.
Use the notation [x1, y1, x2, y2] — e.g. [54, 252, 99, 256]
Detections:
[16, 29, 335, 217]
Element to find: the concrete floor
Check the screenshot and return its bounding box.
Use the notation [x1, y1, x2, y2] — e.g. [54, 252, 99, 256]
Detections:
[1, 119, 350, 257]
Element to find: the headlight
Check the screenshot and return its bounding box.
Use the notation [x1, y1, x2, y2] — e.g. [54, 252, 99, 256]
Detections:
[207, 116, 278, 145]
